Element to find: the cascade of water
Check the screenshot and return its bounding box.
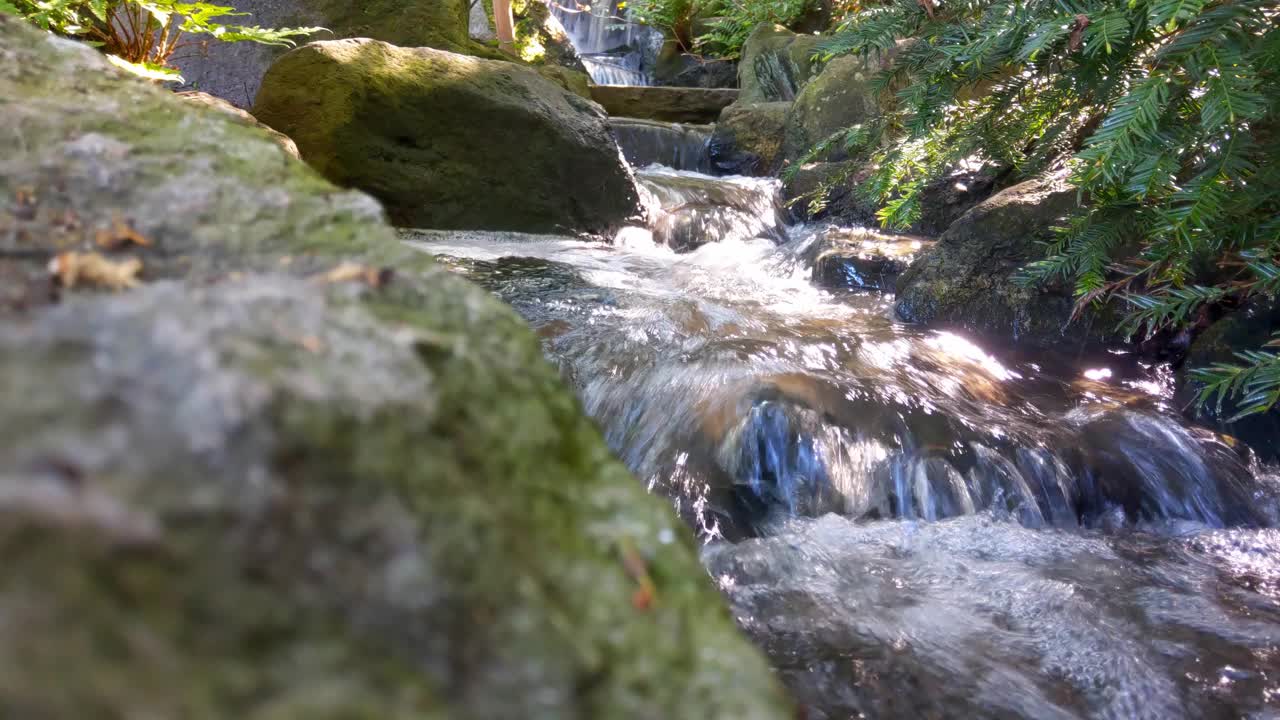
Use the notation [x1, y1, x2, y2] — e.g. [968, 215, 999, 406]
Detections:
[550, 0, 663, 85]
[610, 118, 713, 172]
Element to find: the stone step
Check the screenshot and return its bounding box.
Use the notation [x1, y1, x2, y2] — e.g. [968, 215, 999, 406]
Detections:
[589, 85, 739, 124]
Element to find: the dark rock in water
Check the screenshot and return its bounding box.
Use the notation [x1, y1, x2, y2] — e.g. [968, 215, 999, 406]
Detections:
[609, 117, 712, 173]
[589, 85, 740, 124]
[802, 227, 934, 292]
[737, 24, 822, 104]
[895, 174, 1121, 344]
[782, 161, 876, 224]
[172, 0, 497, 108]
[710, 102, 790, 176]
[637, 168, 785, 251]
[784, 162, 995, 235]
[253, 39, 645, 235]
[1179, 298, 1280, 462]
[0, 17, 791, 717]
[783, 52, 880, 161]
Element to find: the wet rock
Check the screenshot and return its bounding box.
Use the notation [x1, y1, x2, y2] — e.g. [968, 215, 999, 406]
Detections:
[253, 39, 645, 234]
[802, 227, 934, 292]
[176, 90, 300, 158]
[589, 85, 740, 124]
[784, 163, 995, 235]
[783, 52, 879, 161]
[737, 24, 822, 104]
[1179, 298, 1280, 462]
[709, 102, 790, 176]
[0, 17, 791, 718]
[895, 174, 1120, 344]
[782, 161, 876, 224]
[610, 118, 713, 173]
[637, 168, 785, 251]
[173, 0, 489, 108]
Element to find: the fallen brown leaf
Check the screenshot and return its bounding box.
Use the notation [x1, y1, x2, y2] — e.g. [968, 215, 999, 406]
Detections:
[49, 252, 143, 291]
[94, 215, 152, 250]
[13, 188, 37, 221]
[314, 262, 394, 288]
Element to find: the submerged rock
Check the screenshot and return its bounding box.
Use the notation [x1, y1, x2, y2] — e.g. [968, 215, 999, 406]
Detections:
[710, 102, 790, 176]
[0, 17, 791, 718]
[895, 175, 1119, 343]
[253, 39, 645, 235]
[802, 227, 934, 292]
[637, 168, 785, 251]
[737, 24, 821, 104]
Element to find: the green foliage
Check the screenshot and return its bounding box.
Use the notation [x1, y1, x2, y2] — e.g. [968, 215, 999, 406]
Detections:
[820, 0, 1280, 414]
[622, 0, 821, 58]
[694, 0, 815, 57]
[8, 0, 321, 79]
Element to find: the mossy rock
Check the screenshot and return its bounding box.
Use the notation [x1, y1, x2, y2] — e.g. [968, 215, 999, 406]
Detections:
[737, 24, 822, 104]
[252, 39, 645, 234]
[0, 17, 792, 718]
[894, 175, 1122, 344]
[709, 101, 790, 176]
[783, 52, 879, 161]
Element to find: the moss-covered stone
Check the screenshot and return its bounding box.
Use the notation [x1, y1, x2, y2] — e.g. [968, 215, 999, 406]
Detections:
[252, 39, 645, 234]
[709, 102, 790, 176]
[0, 17, 792, 718]
[894, 175, 1121, 344]
[736, 24, 821, 104]
[783, 52, 878, 161]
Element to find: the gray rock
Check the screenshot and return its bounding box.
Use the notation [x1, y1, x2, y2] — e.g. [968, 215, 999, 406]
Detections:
[783, 52, 879, 161]
[801, 227, 934, 292]
[252, 39, 645, 235]
[737, 24, 821, 104]
[710, 102, 790, 176]
[0, 17, 792, 718]
[894, 174, 1119, 343]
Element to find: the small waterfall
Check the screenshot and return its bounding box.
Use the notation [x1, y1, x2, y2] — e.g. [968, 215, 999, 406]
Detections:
[550, 0, 664, 85]
[610, 118, 712, 172]
[635, 167, 784, 251]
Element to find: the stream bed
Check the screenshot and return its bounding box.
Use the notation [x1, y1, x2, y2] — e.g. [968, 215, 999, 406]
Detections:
[407, 167, 1280, 719]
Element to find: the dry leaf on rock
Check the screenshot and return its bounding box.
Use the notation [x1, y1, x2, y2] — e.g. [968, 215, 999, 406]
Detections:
[94, 215, 152, 250]
[49, 252, 143, 291]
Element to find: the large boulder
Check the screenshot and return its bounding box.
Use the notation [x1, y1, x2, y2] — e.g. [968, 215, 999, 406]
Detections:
[895, 174, 1119, 343]
[709, 101, 790, 176]
[783, 52, 879, 160]
[253, 39, 645, 234]
[173, 0, 488, 108]
[0, 17, 791, 718]
[737, 24, 822, 104]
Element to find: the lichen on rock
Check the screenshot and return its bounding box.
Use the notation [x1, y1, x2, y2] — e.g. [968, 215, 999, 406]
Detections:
[0, 16, 792, 718]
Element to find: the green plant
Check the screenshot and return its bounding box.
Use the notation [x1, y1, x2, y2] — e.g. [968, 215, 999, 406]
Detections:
[695, 0, 815, 57]
[3, 0, 321, 80]
[818, 0, 1280, 414]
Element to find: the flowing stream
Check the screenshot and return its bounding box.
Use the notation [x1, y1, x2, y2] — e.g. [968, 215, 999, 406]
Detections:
[407, 164, 1280, 718]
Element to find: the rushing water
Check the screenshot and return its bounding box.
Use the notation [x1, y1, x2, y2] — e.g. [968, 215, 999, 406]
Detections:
[407, 166, 1280, 718]
[550, 0, 663, 85]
